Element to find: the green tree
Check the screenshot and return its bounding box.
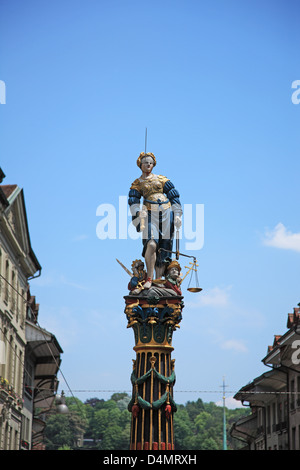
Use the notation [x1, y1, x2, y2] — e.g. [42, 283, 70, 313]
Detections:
[174, 405, 195, 449]
[194, 410, 221, 449]
[174, 400, 250, 450]
[43, 393, 249, 450]
[44, 414, 74, 450]
[185, 398, 204, 421]
[86, 397, 131, 449]
[44, 397, 88, 450]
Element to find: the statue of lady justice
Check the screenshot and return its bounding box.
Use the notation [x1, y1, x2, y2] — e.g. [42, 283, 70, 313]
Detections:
[128, 152, 182, 289]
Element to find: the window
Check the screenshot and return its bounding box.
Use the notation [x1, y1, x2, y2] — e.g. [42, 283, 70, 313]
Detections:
[272, 403, 276, 431]
[11, 270, 16, 312]
[24, 360, 34, 398]
[267, 405, 271, 434]
[7, 335, 13, 384]
[292, 427, 296, 450]
[4, 260, 9, 303]
[297, 376, 300, 407]
[17, 350, 22, 396]
[277, 401, 282, 424]
[20, 289, 25, 328]
[291, 379, 295, 410]
[0, 249, 2, 295]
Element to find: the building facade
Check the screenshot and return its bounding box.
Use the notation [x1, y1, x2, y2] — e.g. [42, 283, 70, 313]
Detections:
[23, 288, 63, 450]
[231, 305, 300, 450]
[0, 171, 63, 450]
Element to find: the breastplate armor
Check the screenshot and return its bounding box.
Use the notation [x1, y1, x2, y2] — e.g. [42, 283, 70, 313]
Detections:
[130, 175, 171, 211]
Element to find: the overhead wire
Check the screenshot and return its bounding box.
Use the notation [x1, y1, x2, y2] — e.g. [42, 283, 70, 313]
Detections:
[0, 273, 77, 405]
[1, 272, 300, 407]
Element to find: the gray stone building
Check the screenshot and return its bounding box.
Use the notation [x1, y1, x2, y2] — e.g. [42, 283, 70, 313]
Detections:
[0, 170, 63, 450]
[231, 305, 300, 450]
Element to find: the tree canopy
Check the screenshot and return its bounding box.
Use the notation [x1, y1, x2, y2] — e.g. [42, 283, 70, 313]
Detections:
[43, 394, 249, 450]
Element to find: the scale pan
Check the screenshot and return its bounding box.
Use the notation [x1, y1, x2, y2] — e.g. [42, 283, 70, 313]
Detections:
[187, 287, 202, 293]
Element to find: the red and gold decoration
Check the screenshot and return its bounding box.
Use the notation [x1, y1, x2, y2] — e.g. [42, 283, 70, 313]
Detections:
[125, 295, 183, 450]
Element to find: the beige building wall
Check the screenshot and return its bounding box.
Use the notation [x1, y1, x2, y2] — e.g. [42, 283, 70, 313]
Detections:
[0, 182, 41, 450]
[0, 241, 28, 449]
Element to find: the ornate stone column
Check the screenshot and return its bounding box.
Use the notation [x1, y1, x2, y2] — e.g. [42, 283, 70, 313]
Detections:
[125, 295, 183, 450]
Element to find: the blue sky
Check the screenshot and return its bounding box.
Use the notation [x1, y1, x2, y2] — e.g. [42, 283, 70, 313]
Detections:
[1, 0, 300, 408]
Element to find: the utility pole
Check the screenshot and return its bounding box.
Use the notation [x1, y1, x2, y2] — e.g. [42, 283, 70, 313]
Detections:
[222, 376, 228, 450]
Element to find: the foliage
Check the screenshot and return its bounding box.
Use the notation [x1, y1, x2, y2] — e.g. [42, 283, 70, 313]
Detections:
[174, 398, 249, 450]
[86, 398, 131, 449]
[44, 397, 88, 450]
[43, 394, 249, 450]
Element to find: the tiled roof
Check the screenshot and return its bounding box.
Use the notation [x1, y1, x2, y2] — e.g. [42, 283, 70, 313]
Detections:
[0, 184, 18, 199]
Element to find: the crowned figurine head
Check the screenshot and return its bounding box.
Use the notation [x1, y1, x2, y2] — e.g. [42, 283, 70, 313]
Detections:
[166, 260, 181, 274]
[136, 152, 157, 169]
[165, 260, 181, 284]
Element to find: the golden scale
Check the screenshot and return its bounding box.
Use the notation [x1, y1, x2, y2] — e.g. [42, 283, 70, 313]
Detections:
[179, 256, 202, 293]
